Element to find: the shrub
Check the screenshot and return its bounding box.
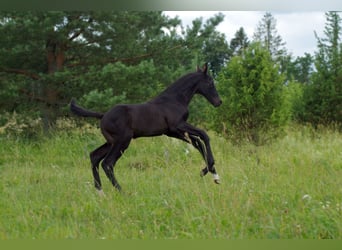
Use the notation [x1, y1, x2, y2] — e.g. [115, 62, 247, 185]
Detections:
[213, 43, 292, 145]
[0, 112, 42, 138]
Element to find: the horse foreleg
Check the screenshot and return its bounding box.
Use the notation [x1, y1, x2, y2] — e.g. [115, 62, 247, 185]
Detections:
[188, 135, 209, 176]
[168, 131, 208, 165]
[189, 135, 220, 183]
[178, 123, 220, 184]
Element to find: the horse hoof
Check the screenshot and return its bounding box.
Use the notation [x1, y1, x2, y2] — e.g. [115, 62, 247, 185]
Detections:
[97, 189, 105, 196]
[200, 169, 208, 177]
[200, 168, 209, 177]
[214, 179, 220, 184]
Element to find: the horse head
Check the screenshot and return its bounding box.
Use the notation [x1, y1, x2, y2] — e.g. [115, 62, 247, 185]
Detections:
[196, 63, 222, 107]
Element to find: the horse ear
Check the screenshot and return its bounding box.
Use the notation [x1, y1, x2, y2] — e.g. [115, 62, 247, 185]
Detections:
[196, 65, 201, 72]
[202, 63, 208, 75]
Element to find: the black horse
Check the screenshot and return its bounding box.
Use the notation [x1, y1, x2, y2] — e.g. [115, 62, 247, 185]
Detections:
[70, 63, 222, 192]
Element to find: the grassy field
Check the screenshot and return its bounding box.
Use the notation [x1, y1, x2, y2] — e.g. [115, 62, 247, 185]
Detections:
[0, 125, 341, 239]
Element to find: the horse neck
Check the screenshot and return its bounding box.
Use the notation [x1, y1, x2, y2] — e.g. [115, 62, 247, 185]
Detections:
[159, 73, 200, 106]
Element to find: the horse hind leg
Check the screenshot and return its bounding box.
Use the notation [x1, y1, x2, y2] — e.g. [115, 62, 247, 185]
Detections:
[90, 143, 111, 193]
[101, 135, 132, 191]
[102, 162, 121, 191]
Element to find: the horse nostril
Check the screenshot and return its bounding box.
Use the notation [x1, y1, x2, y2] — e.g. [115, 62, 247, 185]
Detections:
[216, 99, 222, 107]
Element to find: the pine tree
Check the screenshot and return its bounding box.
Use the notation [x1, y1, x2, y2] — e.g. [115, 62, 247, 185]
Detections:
[253, 12, 287, 62]
[305, 12, 342, 125]
[184, 12, 230, 76]
[0, 11, 230, 132]
[230, 27, 249, 56]
[0, 11, 183, 128]
[291, 53, 314, 84]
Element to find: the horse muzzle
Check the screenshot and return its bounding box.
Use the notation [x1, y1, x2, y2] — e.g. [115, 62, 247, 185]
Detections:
[213, 98, 222, 107]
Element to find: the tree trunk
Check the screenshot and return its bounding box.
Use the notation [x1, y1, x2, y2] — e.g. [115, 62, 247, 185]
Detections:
[42, 38, 65, 130]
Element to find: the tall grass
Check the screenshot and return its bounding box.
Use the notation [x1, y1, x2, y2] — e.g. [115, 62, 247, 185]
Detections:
[0, 125, 341, 239]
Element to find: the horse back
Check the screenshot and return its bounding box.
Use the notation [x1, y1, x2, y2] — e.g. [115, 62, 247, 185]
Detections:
[99, 103, 162, 138]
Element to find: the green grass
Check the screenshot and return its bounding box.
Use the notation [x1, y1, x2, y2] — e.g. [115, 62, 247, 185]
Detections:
[0, 126, 341, 239]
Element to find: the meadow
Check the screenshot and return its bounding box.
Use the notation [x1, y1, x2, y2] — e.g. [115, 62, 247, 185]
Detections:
[0, 124, 341, 239]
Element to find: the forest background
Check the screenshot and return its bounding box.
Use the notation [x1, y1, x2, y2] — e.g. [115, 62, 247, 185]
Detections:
[0, 11, 341, 143]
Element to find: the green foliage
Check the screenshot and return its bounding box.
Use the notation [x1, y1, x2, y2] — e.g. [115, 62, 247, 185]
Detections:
[213, 43, 291, 144]
[283, 81, 305, 122]
[80, 89, 126, 113]
[304, 12, 342, 126]
[0, 74, 27, 111]
[287, 53, 314, 84]
[182, 13, 229, 76]
[0, 11, 229, 128]
[0, 11, 340, 134]
[229, 27, 249, 57]
[75, 60, 162, 112]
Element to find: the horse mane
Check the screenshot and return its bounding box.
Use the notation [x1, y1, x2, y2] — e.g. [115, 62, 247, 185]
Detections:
[160, 71, 201, 96]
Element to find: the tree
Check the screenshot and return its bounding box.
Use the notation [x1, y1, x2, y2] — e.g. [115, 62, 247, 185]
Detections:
[0, 11, 230, 133]
[0, 12, 187, 126]
[183, 13, 230, 77]
[304, 12, 342, 125]
[288, 53, 314, 84]
[253, 12, 287, 62]
[213, 42, 291, 144]
[230, 27, 249, 57]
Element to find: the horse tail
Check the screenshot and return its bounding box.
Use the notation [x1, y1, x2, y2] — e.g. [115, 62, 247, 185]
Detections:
[70, 99, 104, 119]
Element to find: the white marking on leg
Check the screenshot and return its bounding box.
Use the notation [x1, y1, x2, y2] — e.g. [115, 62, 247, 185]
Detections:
[213, 173, 220, 184]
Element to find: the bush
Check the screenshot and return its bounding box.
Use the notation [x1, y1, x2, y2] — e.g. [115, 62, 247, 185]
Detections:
[0, 112, 43, 138]
[213, 43, 292, 145]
